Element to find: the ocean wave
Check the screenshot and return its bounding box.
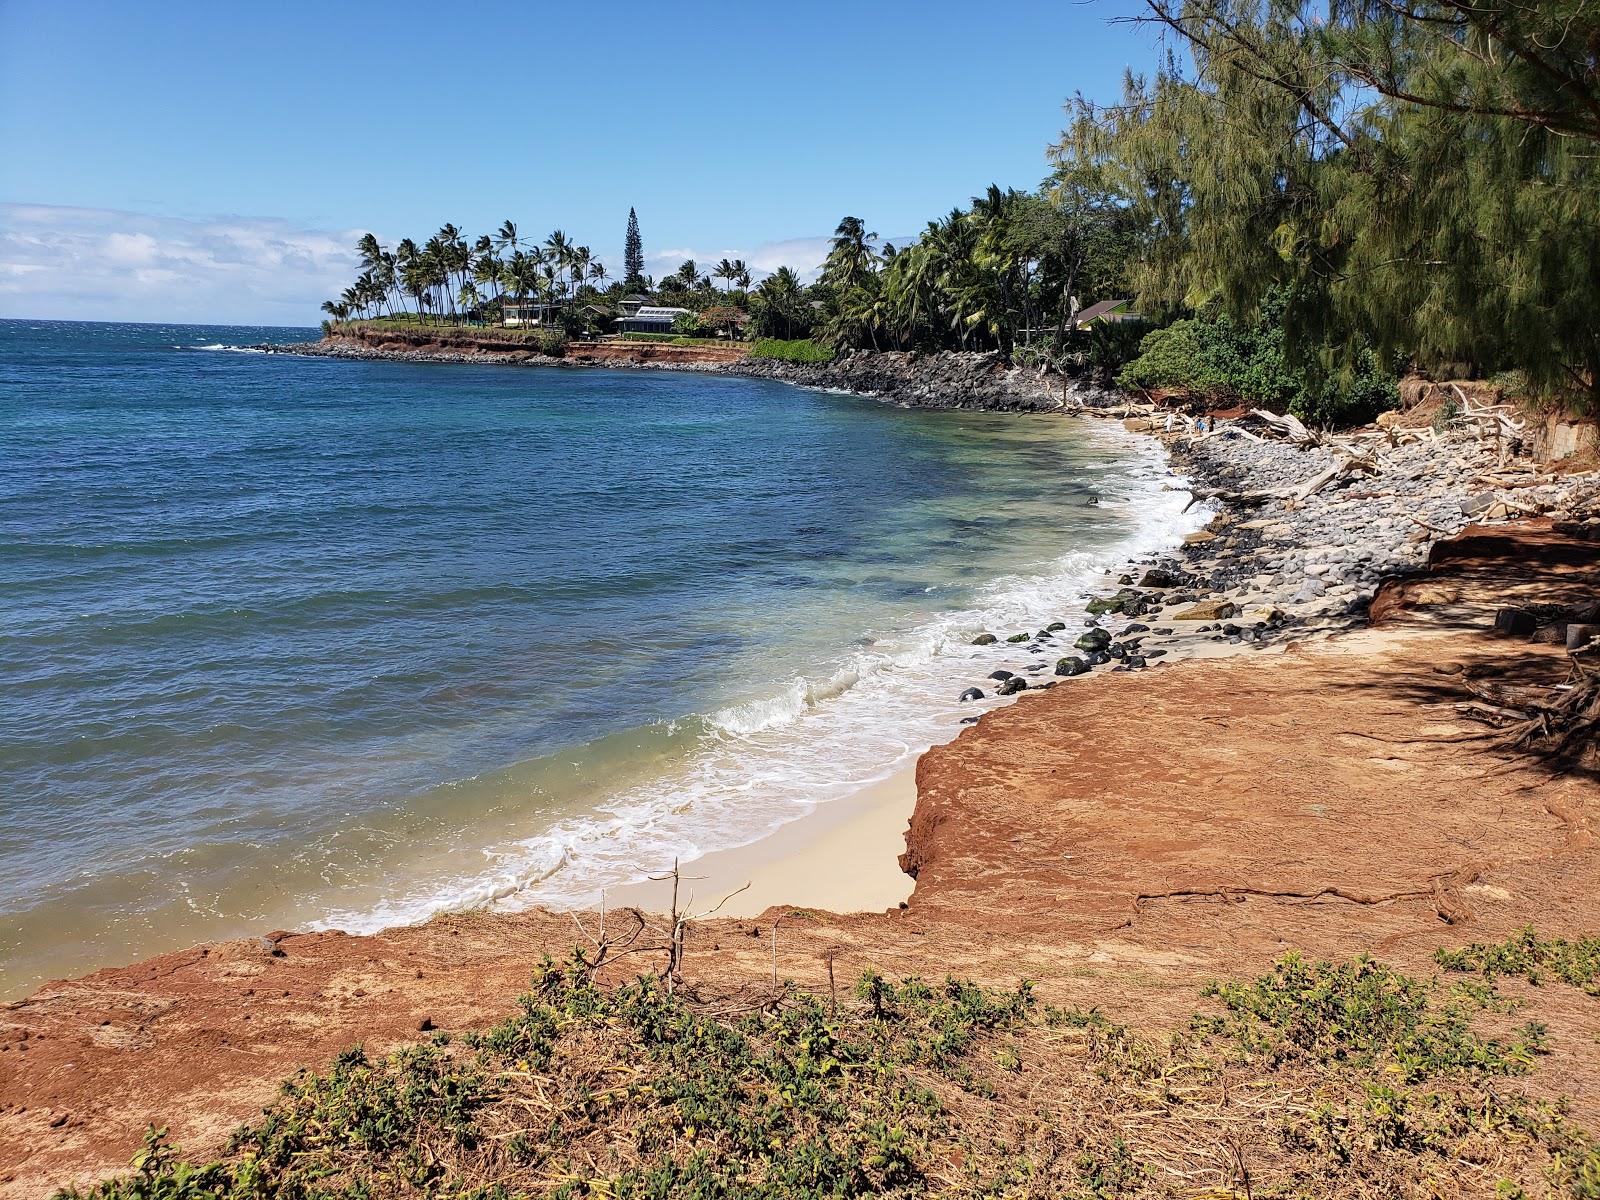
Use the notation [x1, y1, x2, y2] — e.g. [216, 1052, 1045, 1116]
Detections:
[184, 343, 268, 354]
[314, 422, 1210, 936]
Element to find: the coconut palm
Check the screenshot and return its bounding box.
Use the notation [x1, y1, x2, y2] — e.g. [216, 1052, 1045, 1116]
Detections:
[821, 217, 881, 291]
[569, 245, 592, 297]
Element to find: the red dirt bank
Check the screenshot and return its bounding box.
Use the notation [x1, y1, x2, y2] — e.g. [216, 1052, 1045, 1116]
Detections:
[4, 522, 1598, 1195]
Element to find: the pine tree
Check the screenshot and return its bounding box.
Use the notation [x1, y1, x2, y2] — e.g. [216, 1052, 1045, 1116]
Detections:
[623, 207, 644, 289]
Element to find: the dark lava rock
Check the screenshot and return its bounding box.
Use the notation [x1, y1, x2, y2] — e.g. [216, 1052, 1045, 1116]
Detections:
[1139, 568, 1178, 589]
[1107, 641, 1127, 659]
[1074, 628, 1112, 653]
[997, 676, 1027, 695]
[958, 687, 985, 702]
[1154, 627, 1173, 636]
[1126, 655, 1147, 668]
[1145, 648, 1168, 658]
[1493, 607, 1538, 637]
[1117, 573, 1134, 586]
[1222, 623, 1242, 636]
[1006, 632, 1031, 643]
[971, 633, 998, 645]
[1046, 622, 1067, 632]
[988, 670, 1015, 681]
[1120, 623, 1150, 636]
[1087, 650, 1111, 666]
[1054, 656, 1089, 677]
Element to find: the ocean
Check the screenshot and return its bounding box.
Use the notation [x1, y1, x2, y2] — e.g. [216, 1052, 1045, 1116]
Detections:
[0, 318, 1196, 996]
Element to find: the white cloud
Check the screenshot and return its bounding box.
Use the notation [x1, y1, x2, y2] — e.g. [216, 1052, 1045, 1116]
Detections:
[0, 203, 366, 326]
[0, 202, 909, 325]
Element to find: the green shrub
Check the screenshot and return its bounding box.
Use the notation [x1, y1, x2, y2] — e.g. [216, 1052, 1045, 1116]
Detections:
[750, 338, 836, 364]
[1115, 289, 1397, 427]
[1437, 927, 1600, 996]
[1196, 952, 1547, 1081]
[532, 328, 565, 356]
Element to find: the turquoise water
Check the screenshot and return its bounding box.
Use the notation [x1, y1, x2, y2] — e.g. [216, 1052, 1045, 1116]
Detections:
[0, 319, 1194, 996]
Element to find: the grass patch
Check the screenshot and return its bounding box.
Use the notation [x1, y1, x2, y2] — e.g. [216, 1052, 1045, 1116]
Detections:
[1437, 927, 1600, 996]
[1195, 951, 1549, 1081]
[57, 944, 1600, 1198]
[750, 338, 836, 364]
[615, 333, 738, 348]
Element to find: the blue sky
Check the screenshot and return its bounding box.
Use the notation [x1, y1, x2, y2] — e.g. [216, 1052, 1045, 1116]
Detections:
[0, 0, 1158, 325]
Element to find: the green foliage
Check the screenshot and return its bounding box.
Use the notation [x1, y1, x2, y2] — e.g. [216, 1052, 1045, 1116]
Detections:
[57, 943, 1600, 1200]
[1197, 952, 1547, 1081]
[1115, 291, 1397, 427]
[61, 963, 1034, 1200]
[750, 338, 836, 364]
[1055, 1, 1600, 409]
[1437, 927, 1600, 996]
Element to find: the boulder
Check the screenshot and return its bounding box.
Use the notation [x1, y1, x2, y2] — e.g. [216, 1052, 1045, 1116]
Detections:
[958, 687, 985, 702]
[1054, 656, 1089, 677]
[997, 676, 1027, 696]
[1139, 568, 1178, 589]
[1005, 632, 1031, 643]
[970, 633, 997, 646]
[987, 670, 1014, 681]
[1173, 599, 1238, 621]
[1493, 608, 1537, 637]
[1074, 628, 1113, 652]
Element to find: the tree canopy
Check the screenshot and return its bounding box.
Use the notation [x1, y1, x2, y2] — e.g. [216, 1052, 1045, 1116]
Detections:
[1056, 0, 1600, 404]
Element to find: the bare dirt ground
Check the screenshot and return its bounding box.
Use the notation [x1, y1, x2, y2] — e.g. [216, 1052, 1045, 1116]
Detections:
[3, 521, 1596, 1196]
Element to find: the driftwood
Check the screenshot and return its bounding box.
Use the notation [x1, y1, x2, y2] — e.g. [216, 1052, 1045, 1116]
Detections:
[1295, 452, 1379, 499]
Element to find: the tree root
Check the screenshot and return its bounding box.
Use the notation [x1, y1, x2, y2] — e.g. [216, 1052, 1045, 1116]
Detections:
[1135, 864, 1481, 924]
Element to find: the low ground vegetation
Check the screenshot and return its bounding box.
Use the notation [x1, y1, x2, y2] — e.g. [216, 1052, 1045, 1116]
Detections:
[749, 339, 836, 365]
[62, 937, 1600, 1199]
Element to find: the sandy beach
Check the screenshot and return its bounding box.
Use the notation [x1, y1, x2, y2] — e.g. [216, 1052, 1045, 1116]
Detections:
[609, 767, 918, 919]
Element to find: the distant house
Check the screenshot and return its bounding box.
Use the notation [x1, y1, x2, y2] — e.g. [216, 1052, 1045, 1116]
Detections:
[502, 300, 562, 328]
[616, 294, 651, 318]
[616, 305, 693, 334]
[1069, 298, 1142, 330]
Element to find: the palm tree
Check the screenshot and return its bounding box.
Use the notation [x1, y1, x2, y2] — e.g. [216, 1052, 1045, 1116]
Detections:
[458, 281, 482, 324]
[569, 245, 592, 297]
[474, 251, 504, 311]
[588, 259, 608, 292]
[541, 231, 572, 321]
[713, 258, 737, 295]
[731, 259, 752, 299]
[396, 239, 421, 320]
[755, 266, 805, 338]
[821, 216, 881, 291]
[496, 220, 521, 257]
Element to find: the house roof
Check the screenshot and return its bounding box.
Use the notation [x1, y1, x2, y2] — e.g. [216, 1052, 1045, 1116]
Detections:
[632, 306, 692, 319]
[1071, 299, 1131, 326]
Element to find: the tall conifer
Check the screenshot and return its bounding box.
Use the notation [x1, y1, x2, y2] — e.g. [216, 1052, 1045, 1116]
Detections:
[624, 208, 644, 288]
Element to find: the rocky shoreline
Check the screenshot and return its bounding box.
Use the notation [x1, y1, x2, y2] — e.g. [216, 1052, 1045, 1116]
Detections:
[944, 413, 1596, 702]
[276, 333, 1597, 696]
[726, 348, 1089, 411]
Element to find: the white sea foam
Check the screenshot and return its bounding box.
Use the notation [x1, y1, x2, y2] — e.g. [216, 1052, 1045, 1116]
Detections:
[186, 343, 268, 353]
[316, 422, 1208, 935]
